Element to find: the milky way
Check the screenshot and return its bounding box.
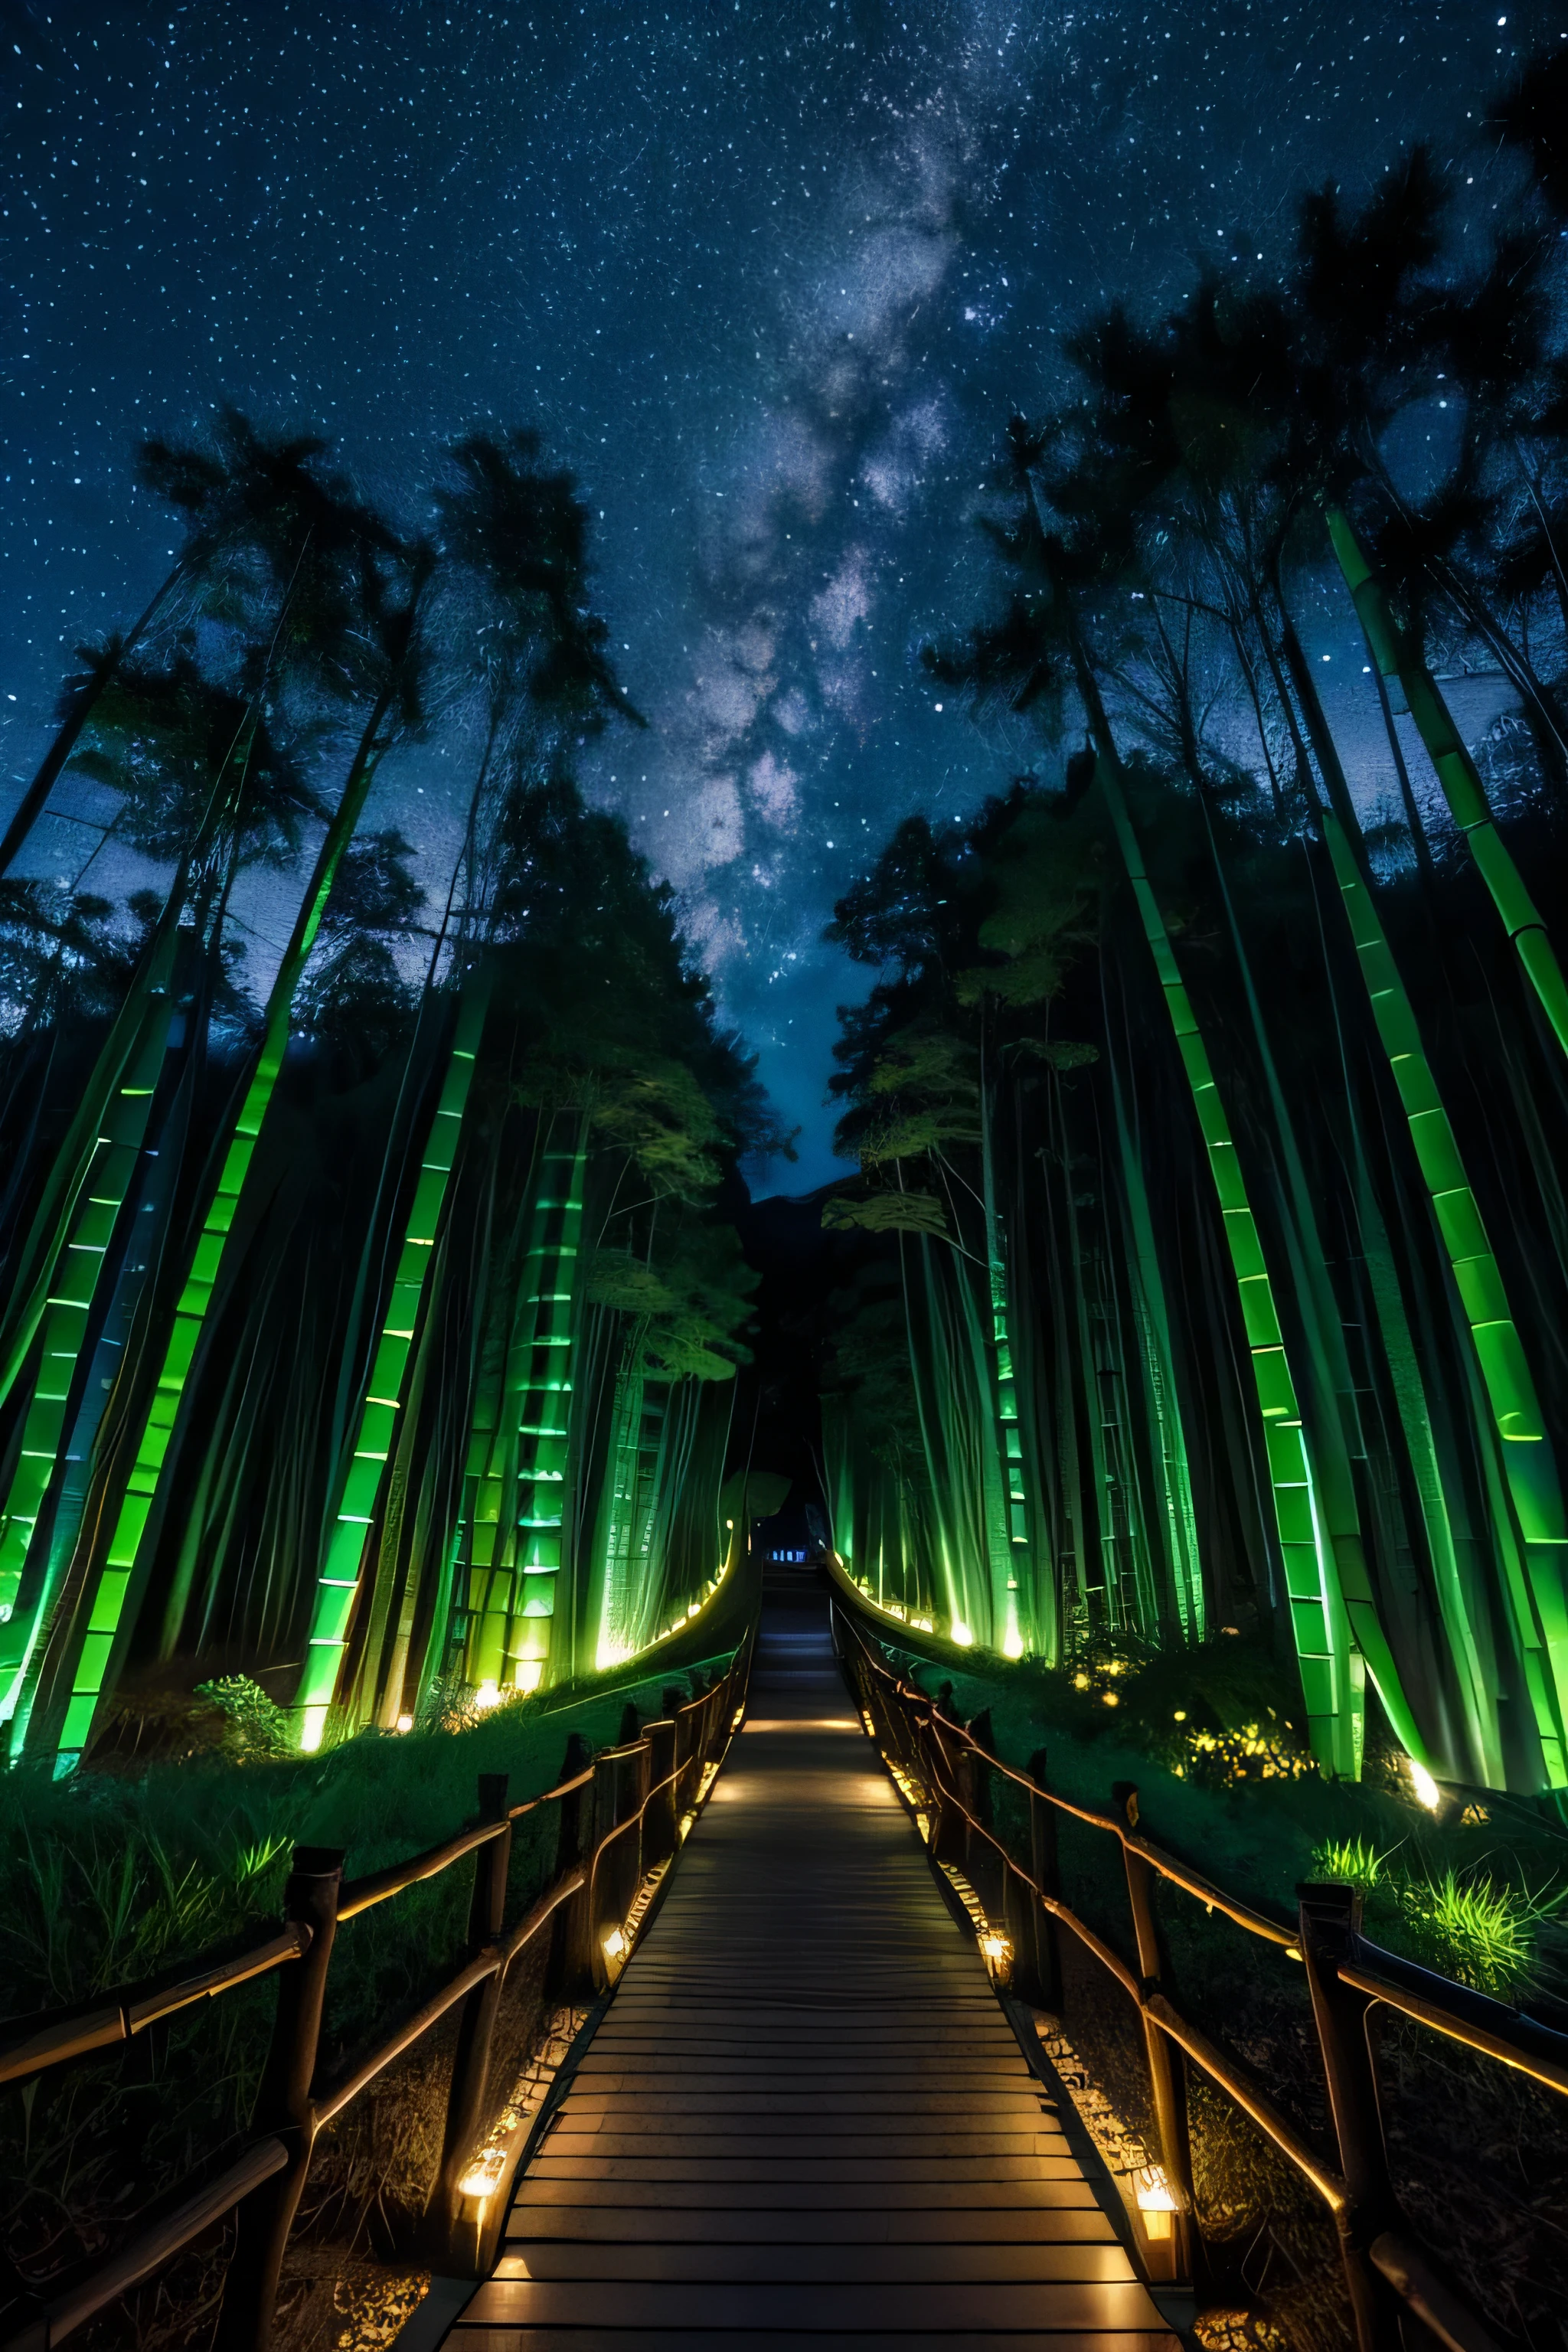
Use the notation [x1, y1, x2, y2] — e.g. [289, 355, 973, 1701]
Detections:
[0, 1, 1548, 1184]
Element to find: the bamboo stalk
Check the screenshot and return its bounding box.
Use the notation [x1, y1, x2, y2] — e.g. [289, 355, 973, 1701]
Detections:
[0, 926, 181, 1695]
[292, 974, 492, 1749]
[1312, 801, 1568, 1784]
[467, 1116, 587, 1694]
[1092, 744, 1357, 1773]
[42, 691, 396, 1766]
[1327, 504, 1568, 1057]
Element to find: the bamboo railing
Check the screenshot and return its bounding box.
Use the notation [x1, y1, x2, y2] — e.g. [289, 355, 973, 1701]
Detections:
[831, 1592, 1552, 2352]
[0, 1643, 751, 2352]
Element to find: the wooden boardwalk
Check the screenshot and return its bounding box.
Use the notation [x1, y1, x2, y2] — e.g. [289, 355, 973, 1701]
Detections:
[446, 1578, 1178, 2348]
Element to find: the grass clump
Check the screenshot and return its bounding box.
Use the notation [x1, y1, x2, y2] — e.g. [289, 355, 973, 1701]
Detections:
[1310, 1836, 1390, 1892]
[1307, 1832, 1559, 1998]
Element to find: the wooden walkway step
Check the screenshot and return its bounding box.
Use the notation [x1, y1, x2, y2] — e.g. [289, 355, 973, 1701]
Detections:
[443, 1578, 1177, 2348]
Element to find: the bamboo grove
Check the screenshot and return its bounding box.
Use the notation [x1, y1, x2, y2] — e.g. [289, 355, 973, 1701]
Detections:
[0, 418, 770, 1770]
[822, 55, 1568, 1797]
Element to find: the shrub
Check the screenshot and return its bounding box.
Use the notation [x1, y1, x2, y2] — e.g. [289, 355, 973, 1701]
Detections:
[193, 1674, 292, 1762]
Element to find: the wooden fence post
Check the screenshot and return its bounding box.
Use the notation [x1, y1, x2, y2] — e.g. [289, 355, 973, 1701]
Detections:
[645, 1717, 678, 1870]
[548, 1733, 595, 2001]
[590, 1744, 623, 1986]
[429, 1775, 511, 2253]
[1024, 1749, 1062, 2004]
[216, 1846, 343, 2352]
[1297, 1883, 1404, 2352]
[1114, 1785, 1196, 2283]
[926, 1710, 966, 1868]
[963, 1711, 1004, 1928]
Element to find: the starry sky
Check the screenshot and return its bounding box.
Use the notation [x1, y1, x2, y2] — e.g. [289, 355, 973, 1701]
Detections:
[0, 0, 1553, 1187]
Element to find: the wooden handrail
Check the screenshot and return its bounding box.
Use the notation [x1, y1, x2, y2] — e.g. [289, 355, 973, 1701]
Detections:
[832, 1589, 1513, 2352]
[1341, 1951, 1568, 2098]
[2, 1636, 753, 2352]
[843, 1599, 1301, 1951]
[315, 1867, 590, 2128]
[0, 1925, 312, 2089]
[2, 2138, 292, 2352]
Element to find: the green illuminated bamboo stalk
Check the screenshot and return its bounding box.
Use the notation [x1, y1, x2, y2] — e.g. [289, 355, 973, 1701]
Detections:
[978, 1070, 1031, 1655]
[47, 692, 395, 1766]
[1314, 802, 1568, 1785]
[467, 1117, 586, 1695]
[1093, 749, 1358, 1772]
[0, 721, 267, 1667]
[1104, 1027, 1204, 1643]
[0, 925, 181, 1656]
[1042, 1079, 1093, 1648]
[1326, 505, 1568, 1057]
[0, 707, 281, 1442]
[595, 1342, 671, 1669]
[293, 975, 492, 1750]
[1272, 579, 1568, 1786]
[0, 893, 194, 1421]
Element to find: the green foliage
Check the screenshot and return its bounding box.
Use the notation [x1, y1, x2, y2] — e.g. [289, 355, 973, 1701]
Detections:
[821, 1267, 926, 1475]
[0, 1644, 737, 2014]
[1310, 1835, 1390, 1890]
[822, 1190, 952, 1241]
[586, 1214, 758, 1380]
[1400, 1867, 1553, 1995]
[192, 1674, 292, 1763]
[956, 808, 1096, 1008]
[1307, 1832, 1560, 1995]
[67, 653, 314, 874]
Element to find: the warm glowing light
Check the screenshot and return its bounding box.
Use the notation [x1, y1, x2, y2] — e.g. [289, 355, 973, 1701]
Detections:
[1172, 1710, 1187, 1722]
[1135, 2166, 1177, 2239]
[1102, 1690, 1119, 1707]
[459, 2164, 502, 2203]
[950, 1620, 973, 1647]
[724, 1517, 734, 1530]
[912, 1615, 934, 1632]
[688, 1599, 701, 1616]
[602, 1927, 628, 1960]
[980, 1932, 1011, 1966]
[1408, 1758, 1442, 1811]
[1002, 1626, 1024, 1660]
[1073, 1671, 1090, 1691]
[473, 1679, 501, 1712]
[395, 1713, 414, 1734]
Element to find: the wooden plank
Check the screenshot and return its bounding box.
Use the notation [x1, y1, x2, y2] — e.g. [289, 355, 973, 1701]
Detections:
[460, 2282, 1170, 2330]
[451, 2333, 1178, 2351]
[539, 2135, 1072, 2163]
[510, 2179, 1106, 2213]
[502, 2210, 1118, 2246]
[527, 2156, 1091, 2183]
[495, 2245, 1139, 2284]
[553, 2091, 1055, 2116]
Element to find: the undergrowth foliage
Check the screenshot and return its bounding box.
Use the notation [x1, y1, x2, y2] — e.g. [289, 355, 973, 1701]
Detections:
[0, 1645, 736, 2350]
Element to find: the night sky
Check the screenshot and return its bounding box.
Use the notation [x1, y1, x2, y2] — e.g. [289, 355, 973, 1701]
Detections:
[0, 1, 1552, 1187]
